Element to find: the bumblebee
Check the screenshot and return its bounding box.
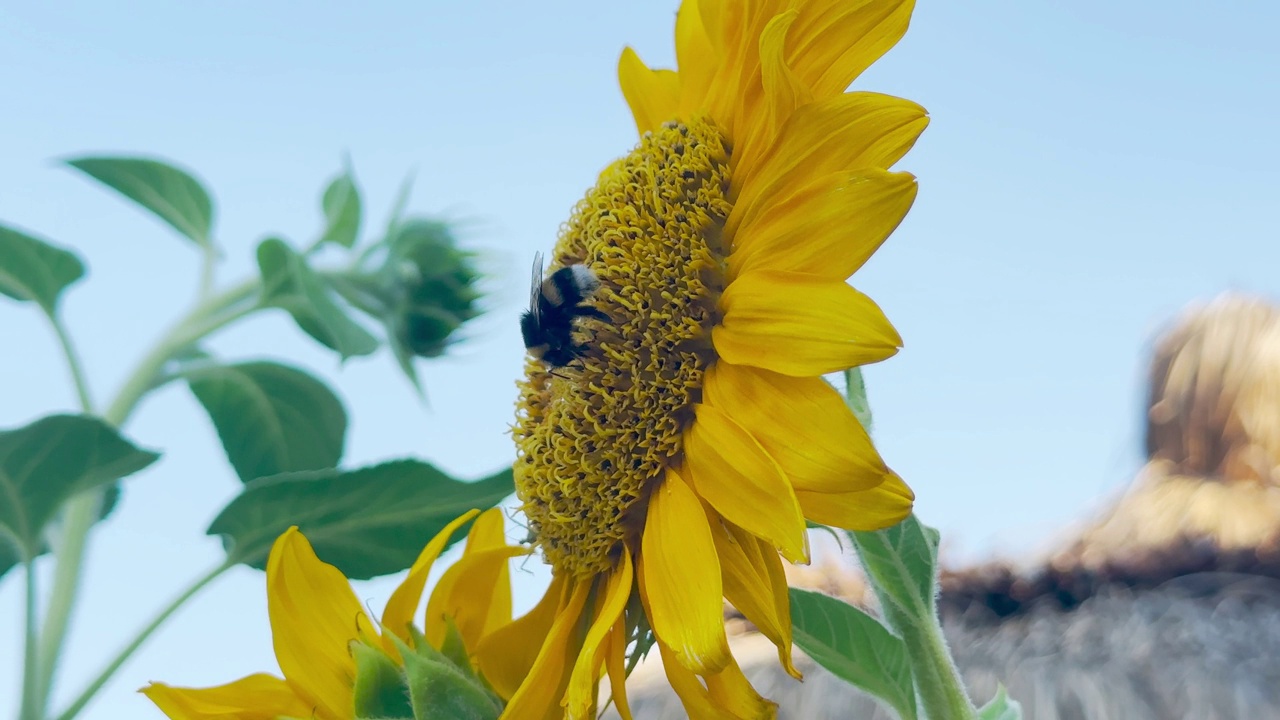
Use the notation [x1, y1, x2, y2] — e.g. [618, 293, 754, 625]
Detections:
[521, 252, 608, 369]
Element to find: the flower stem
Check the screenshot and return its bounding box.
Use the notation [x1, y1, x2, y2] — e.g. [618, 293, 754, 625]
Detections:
[32, 278, 259, 719]
[53, 562, 232, 720]
[21, 558, 40, 720]
[48, 313, 94, 414]
[886, 603, 975, 720]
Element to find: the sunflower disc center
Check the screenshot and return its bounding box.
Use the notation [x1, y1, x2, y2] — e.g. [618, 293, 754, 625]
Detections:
[514, 118, 733, 577]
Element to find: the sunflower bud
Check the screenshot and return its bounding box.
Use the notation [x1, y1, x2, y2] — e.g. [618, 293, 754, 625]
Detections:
[328, 217, 483, 384]
[381, 219, 483, 359]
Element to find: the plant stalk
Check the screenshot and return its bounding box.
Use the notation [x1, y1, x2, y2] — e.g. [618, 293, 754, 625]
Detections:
[21, 558, 40, 720]
[48, 314, 94, 414]
[877, 580, 976, 720]
[53, 562, 231, 720]
[32, 278, 258, 719]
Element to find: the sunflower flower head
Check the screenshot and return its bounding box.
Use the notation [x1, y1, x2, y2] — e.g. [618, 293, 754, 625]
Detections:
[142, 508, 521, 720]
[505, 0, 926, 717]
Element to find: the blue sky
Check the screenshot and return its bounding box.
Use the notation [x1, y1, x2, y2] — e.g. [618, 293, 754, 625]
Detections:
[2, 1, 1278, 717]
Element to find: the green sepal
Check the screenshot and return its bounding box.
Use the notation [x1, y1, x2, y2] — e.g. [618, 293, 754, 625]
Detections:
[351, 641, 413, 720]
[427, 621, 475, 680]
[392, 633, 503, 720]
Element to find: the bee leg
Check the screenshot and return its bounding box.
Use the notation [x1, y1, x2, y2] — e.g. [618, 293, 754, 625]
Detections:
[577, 305, 611, 322]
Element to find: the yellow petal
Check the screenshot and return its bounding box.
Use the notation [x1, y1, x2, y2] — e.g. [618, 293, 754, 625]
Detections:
[788, 0, 916, 98]
[619, 47, 680, 135]
[714, 271, 902, 376]
[380, 509, 480, 654]
[797, 471, 914, 530]
[603, 618, 634, 720]
[675, 0, 717, 113]
[464, 508, 513, 638]
[703, 363, 889, 493]
[502, 579, 592, 720]
[753, 527, 799, 680]
[141, 675, 310, 720]
[683, 405, 807, 562]
[727, 169, 918, 281]
[640, 467, 731, 674]
[656, 641, 737, 720]
[424, 545, 529, 653]
[475, 574, 568, 701]
[566, 553, 634, 720]
[732, 10, 808, 178]
[267, 527, 370, 718]
[731, 92, 928, 223]
[705, 652, 778, 720]
[707, 511, 800, 679]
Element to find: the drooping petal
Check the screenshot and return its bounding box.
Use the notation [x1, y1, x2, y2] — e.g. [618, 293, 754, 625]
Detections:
[715, 271, 902, 376]
[502, 579, 592, 720]
[424, 545, 530, 654]
[788, 0, 916, 98]
[656, 641, 738, 720]
[464, 508, 514, 639]
[619, 47, 681, 135]
[380, 509, 480, 654]
[640, 467, 731, 674]
[475, 574, 568, 701]
[797, 471, 914, 530]
[141, 674, 311, 720]
[266, 527, 371, 718]
[703, 362, 889, 493]
[705, 652, 778, 720]
[730, 91, 928, 222]
[566, 552, 634, 720]
[727, 169, 918, 280]
[603, 618, 634, 720]
[706, 510, 800, 679]
[683, 405, 807, 561]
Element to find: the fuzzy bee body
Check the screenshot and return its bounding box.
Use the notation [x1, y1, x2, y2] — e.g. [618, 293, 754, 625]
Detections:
[521, 253, 608, 369]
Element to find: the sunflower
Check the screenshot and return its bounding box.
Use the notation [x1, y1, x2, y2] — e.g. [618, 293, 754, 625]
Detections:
[143, 508, 521, 720]
[498, 0, 925, 717]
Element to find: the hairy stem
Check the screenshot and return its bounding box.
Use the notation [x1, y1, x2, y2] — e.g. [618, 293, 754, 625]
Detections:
[54, 562, 231, 720]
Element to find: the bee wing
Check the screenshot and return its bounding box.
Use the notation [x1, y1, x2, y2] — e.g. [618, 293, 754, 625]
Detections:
[529, 252, 546, 319]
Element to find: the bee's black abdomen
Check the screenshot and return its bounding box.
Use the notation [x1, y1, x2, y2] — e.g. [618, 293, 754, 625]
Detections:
[523, 261, 608, 370]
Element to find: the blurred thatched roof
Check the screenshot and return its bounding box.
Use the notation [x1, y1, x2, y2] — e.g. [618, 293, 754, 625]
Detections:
[619, 293, 1280, 719]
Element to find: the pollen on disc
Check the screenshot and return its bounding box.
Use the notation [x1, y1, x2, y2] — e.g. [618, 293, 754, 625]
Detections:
[514, 118, 734, 577]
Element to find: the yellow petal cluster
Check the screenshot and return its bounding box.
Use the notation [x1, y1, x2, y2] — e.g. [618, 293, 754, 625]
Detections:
[508, 0, 926, 717]
[143, 509, 519, 720]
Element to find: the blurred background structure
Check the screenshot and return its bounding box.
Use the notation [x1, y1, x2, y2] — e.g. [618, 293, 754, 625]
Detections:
[622, 293, 1280, 719]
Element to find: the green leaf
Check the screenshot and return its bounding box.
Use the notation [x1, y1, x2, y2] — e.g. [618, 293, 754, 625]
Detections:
[256, 237, 379, 359]
[842, 367, 874, 433]
[0, 224, 86, 313]
[977, 685, 1023, 720]
[0, 481, 121, 581]
[789, 588, 917, 720]
[208, 460, 513, 579]
[0, 415, 159, 564]
[65, 156, 214, 248]
[384, 172, 416, 242]
[850, 514, 941, 617]
[185, 361, 347, 484]
[318, 165, 362, 249]
[352, 642, 413, 720]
